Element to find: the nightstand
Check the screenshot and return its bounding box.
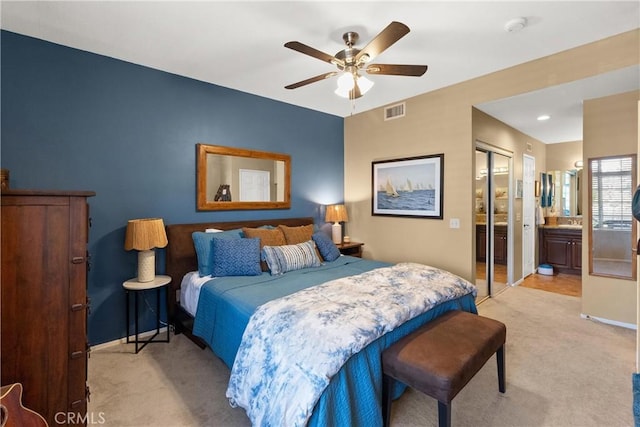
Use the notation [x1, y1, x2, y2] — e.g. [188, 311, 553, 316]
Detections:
[336, 241, 364, 258]
[123, 275, 171, 353]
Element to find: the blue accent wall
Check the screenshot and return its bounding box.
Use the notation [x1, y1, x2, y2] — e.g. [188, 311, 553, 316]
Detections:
[1, 31, 345, 345]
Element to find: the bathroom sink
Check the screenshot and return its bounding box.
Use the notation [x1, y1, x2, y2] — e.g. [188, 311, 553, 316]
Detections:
[556, 224, 582, 229]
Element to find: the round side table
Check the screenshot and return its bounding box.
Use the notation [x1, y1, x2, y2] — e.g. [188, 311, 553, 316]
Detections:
[123, 275, 171, 353]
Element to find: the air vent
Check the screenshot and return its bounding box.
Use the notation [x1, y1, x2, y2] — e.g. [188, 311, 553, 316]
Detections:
[526, 143, 533, 152]
[384, 102, 405, 121]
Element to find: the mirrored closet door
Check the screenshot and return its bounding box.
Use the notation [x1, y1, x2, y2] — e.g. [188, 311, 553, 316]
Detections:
[475, 144, 512, 301]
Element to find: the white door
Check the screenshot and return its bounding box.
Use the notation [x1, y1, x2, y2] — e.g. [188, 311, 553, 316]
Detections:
[523, 154, 536, 276]
[239, 169, 271, 201]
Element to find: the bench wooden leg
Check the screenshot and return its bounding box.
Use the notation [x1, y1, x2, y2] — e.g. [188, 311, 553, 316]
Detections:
[437, 400, 451, 427]
[382, 374, 394, 427]
[497, 344, 506, 393]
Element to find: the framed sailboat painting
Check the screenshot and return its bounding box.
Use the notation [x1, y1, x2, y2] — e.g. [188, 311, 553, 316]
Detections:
[372, 154, 444, 219]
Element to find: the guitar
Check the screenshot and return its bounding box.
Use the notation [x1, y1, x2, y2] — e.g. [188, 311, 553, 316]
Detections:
[0, 383, 48, 427]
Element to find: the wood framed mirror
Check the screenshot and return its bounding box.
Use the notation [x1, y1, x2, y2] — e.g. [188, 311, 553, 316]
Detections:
[197, 143, 291, 210]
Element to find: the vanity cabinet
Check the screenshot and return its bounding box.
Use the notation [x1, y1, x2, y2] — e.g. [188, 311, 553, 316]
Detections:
[494, 226, 508, 265]
[477, 225, 486, 261]
[476, 224, 507, 265]
[539, 227, 582, 275]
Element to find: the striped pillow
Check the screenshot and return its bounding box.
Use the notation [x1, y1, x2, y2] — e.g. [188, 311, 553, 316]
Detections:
[262, 240, 321, 275]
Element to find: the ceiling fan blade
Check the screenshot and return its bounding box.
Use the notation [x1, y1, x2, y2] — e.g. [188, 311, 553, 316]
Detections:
[285, 72, 338, 90]
[355, 21, 410, 63]
[284, 41, 344, 66]
[366, 64, 428, 77]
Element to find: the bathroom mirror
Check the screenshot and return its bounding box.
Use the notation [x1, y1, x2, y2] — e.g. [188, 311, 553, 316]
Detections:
[547, 169, 582, 216]
[197, 143, 291, 210]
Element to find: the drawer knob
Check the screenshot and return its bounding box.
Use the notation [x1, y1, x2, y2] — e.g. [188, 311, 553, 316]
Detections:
[71, 303, 86, 312]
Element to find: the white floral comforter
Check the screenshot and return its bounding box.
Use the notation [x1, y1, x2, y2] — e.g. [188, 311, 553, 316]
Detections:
[226, 262, 477, 427]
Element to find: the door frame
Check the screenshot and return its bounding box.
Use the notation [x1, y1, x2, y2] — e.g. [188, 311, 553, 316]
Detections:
[523, 154, 536, 277]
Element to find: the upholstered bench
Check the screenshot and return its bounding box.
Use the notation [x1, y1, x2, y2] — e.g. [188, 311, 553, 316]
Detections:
[381, 310, 506, 427]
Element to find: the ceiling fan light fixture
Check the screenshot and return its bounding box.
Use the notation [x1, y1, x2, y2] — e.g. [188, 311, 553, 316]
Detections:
[335, 73, 374, 98]
[335, 72, 355, 98]
[357, 75, 374, 94]
[337, 72, 355, 90]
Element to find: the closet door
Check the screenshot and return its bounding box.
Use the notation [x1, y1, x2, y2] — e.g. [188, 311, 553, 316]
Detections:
[475, 145, 512, 300]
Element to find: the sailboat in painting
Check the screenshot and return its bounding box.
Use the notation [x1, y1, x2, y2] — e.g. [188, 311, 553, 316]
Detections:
[386, 177, 399, 197]
[405, 179, 413, 192]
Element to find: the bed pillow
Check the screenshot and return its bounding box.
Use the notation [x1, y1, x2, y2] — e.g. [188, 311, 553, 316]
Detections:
[242, 227, 287, 271]
[210, 237, 262, 277]
[242, 227, 287, 246]
[312, 231, 341, 262]
[192, 229, 243, 276]
[279, 224, 327, 261]
[278, 224, 314, 245]
[262, 240, 321, 275]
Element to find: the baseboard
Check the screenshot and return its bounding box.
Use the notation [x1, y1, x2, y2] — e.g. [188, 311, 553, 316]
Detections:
[580, 313, 636, 330]
[90, 326, 170, 352]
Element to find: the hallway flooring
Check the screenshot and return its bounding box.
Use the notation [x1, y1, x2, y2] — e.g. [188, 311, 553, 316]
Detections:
[520, 271, 582, 297]
[476, 263, 582, 298]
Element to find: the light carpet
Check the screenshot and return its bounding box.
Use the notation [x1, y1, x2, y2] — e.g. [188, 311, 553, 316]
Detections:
[88, 285, 635, 426]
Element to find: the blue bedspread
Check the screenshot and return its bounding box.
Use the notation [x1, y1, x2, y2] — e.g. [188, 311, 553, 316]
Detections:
[192, 256, 477, 426]
[193, 256, 389, 368]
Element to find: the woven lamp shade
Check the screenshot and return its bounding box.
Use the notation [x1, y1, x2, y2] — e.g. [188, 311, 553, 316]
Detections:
[124, 218, 168, 251]
[325, 204, 348, 223]
[124, 218, 168, 282]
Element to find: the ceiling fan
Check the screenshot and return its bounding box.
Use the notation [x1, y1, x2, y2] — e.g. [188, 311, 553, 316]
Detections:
[284, 21, 428, 100]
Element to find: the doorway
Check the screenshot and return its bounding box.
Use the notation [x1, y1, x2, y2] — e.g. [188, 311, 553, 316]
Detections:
[475, 143, 513, 300]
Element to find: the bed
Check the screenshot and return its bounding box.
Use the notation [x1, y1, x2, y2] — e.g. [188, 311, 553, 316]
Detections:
[165, 217, 477, 427]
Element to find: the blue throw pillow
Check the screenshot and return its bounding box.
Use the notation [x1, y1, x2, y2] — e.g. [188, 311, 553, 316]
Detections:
[192, 229, 243, 276]
[210, 237, 262, 277]
[262, 240, 321, 275]
[312, 231, 340, 262]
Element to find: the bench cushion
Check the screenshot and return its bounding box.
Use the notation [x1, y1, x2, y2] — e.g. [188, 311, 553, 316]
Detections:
[382, 310, 506, 403]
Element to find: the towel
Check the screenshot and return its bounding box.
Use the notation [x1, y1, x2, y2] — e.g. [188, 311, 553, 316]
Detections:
[536, 206, 545, 225]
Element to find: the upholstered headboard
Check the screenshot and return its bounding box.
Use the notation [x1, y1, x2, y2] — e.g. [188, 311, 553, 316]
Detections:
[164, 217, 314, 319]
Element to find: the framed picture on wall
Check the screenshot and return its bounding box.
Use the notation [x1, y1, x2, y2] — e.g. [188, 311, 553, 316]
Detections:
[516, 179, 523, 199]
[372, 154, 444, 219]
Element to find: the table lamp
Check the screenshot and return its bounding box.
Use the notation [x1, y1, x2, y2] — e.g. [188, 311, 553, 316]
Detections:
[124, 218, 168, 282]
[325, 204, 348, 244]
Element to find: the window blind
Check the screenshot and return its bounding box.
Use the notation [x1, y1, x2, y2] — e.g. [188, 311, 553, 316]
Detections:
[591, 156, 633, 229]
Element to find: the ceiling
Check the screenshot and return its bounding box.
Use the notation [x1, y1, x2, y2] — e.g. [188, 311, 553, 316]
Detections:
[2, 1, 639, 143]
[476, 64, 640, 144]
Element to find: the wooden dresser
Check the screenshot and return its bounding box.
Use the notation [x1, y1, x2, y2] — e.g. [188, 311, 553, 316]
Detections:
[1, 190, 95, 426]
